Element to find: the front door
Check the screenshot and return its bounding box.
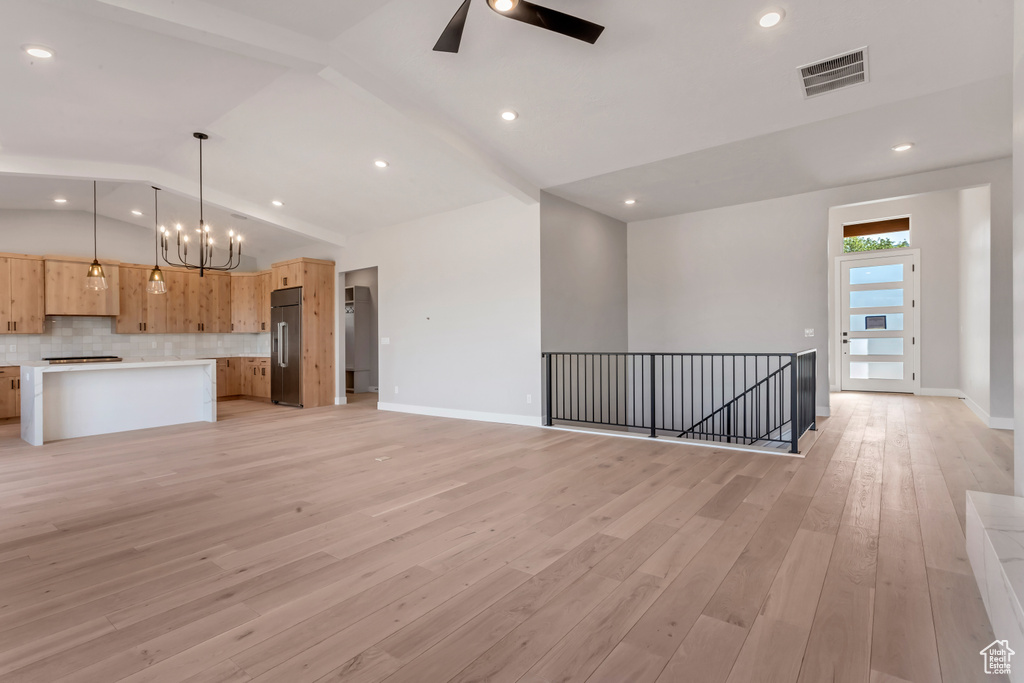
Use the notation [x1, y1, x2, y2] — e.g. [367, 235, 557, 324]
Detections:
[840, 253, 917, 393]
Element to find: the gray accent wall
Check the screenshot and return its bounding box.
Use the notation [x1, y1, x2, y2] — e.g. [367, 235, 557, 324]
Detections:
[540, 192, 628, 352]
[628, 158, 1012, 416]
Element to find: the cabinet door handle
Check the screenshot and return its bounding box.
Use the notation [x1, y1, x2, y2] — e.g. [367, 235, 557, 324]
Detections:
[261, 367, 265, 376]
[16, 379, 19, 389]
[6, 322, 9, 331]
[12, 322, 15, 331]
[144, 323, 147, 331]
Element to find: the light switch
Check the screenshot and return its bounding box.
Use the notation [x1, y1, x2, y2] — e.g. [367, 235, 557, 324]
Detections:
[804, 329, 815, 337]
[381, 337, 390, 345]
[526, 394, 532, 404]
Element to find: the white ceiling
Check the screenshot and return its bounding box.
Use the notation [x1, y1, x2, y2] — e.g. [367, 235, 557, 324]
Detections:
[548, 76, 1012, 222]
[0, 0, 1013, 244]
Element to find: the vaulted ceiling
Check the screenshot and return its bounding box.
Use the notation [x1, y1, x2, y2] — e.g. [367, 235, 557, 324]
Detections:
[0, 0, 1013, 248]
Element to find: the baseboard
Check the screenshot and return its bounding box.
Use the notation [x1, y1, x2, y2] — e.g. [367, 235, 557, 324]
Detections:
[816, 406, 831, 417]
[990, 417, 1015, 430]
[335, 396, 347, 406]
[369, 386, 379, 393]
[918, 387, 963, 398]
[377, 402, 543, 428]
[829, 385, 840, 393]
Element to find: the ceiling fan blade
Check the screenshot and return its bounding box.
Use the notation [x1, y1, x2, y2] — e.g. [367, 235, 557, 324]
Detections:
[503, 1, 605, 44]
[433, 0, 473, 53]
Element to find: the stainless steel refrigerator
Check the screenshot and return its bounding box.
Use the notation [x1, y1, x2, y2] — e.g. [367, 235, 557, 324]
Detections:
[271, 287, 303, 407]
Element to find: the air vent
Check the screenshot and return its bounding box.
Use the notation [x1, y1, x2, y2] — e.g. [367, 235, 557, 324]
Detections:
[798, 47, 868, 98]
[230, 213, 248, 220]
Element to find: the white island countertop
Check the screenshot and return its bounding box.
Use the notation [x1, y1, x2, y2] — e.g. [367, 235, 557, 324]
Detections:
[21, 358, 217, 445]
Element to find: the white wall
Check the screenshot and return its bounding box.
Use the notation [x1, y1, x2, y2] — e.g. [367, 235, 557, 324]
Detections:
[0, 209, 259, 270]
[1014, 0, 1024, 495]
[540, 192, 628, 351]
[629, 158, 1012, 416]
[960, 186, 994, 418]
[829, 189, 962, 394]
[344, 266, 379, 390]
[284, 197, 543, 423]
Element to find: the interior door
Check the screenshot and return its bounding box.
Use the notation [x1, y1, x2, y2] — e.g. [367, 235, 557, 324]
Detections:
[840, 253, 917, 393]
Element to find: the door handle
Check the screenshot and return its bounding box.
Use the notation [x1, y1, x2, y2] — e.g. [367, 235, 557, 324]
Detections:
[12, 322, 15, 331]
[277, 322, 289, 368]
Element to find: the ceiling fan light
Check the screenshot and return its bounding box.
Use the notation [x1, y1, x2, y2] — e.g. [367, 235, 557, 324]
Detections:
[489, 0, 518, 12]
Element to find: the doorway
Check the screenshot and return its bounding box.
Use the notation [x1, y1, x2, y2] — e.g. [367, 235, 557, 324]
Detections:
[343, 267, 379, 406]
[837, 251, 919, 393]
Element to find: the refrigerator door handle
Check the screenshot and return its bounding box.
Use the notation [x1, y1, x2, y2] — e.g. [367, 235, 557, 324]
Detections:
[277, 321, 289, 368]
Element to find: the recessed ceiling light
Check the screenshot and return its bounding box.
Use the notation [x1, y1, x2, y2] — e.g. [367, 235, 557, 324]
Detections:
[891, 143, 914, 152]
[501, 110, 518, 122]
[375, 160, 390, 169]
[272, 200, 283, 207]
[53, 198, 67, 204]
[758, 9, 785, 28]
[624, 199, 637, 205]
[131, 210, 143, 216]
[23, 45, 54, 59]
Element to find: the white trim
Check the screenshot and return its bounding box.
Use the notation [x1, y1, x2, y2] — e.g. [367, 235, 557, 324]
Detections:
[990, 417, 1014, 431]
[963, 395, 992, 427]
[543, 426, 805, 458]
[830, 385, 841, 392]
[817, 406, 831, 417]
[917, 387, 962, 397]
[834, 249, 921, 394]
[377, 402, 543, 427]
[335, 396, 348, 405]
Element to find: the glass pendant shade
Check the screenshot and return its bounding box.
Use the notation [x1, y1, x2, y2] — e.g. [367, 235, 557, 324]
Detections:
[146, 265, 167, 294]
[85, 260, 108, 291]
[85, 180, 107, 291]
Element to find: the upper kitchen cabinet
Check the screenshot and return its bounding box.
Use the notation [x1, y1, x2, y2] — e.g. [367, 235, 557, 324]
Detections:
[193, 271, 231, 333]
[45, 256, 120, 317]
[115, 265, 149, 333]
[230, 270, 273, 333]
[258, 271, 272, 332]
[230, 273, 259, 333]
[0, 254, 45, 334]
[272, 260, 303, 290]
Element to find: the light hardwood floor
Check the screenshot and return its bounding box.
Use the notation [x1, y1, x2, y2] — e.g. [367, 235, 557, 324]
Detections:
[0, 392, 1011, 682]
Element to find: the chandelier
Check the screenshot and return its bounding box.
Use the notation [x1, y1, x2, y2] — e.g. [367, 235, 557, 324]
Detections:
[160, 132, 243, 277]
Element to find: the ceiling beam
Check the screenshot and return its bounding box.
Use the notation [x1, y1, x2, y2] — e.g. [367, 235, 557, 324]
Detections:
[0, 154, 347, 247]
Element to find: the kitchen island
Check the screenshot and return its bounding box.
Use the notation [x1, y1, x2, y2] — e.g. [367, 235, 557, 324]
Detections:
[21, 358, 216, 446]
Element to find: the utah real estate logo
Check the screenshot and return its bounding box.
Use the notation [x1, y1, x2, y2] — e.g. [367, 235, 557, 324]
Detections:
[981, 639, 1014, 675]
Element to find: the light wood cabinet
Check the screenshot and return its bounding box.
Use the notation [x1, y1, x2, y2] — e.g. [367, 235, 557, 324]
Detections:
[230, 273, 260, 333]
[271, 257, 336, 408]
[0, 254, 45, 334]
[258, 271, 272, 332]
[216, 358, 242, 398]
[194, 272, 231, 333]
[116, 266, 150, 333]
[273, 261, 303, 290]
[44, 257, 120, 317]
[0, 367, 19, 419]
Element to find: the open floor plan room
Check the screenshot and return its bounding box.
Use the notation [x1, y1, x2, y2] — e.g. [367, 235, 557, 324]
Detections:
[0, 392, 1009, 682]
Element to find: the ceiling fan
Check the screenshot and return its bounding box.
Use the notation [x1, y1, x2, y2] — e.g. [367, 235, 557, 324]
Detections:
[434, 0, 605, 53]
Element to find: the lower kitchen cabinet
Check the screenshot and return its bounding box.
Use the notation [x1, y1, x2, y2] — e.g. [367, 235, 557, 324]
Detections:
[0, 367, 20, 419]
[222, 357, 268, 400]
[216, 358, 241, 398]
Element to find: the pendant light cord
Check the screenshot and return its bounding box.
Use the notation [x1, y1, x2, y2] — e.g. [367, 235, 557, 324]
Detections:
[93, 181, 98, 261]
[153, 187, 159, 264]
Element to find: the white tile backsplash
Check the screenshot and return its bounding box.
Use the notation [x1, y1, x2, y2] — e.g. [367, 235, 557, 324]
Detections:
[0, 317, 270, 364]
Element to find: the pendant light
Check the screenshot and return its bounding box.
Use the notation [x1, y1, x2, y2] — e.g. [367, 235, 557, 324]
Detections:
[161, 132, 243, 277]
[146, 186, 167, 295]
[84, 180, 108, 291]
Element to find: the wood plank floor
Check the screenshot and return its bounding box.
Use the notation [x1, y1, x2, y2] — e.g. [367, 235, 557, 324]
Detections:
[0, 392, 1011, 682]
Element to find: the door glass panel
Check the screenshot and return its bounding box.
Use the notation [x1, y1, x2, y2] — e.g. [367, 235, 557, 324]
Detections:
[849, 264, 904, 285]
[850, 313, 904, 331]
[848, 338, 905, 356]
[849, 362, 904, 380]
[850, 289, 903, 308]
